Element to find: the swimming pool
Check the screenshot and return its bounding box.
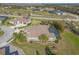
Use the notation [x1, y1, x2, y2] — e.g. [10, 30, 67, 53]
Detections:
[0, 16, 8, 20]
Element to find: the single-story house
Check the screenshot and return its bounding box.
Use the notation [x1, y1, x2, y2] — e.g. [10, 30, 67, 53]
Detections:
[24, 25, 59, 42]
[10, 17, 31, 27]
[48, 10, 66, 15]
[45, 7, 55, 11]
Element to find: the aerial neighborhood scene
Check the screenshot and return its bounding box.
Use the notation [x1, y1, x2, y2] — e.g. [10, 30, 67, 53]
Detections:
[0, 3, 79, 55]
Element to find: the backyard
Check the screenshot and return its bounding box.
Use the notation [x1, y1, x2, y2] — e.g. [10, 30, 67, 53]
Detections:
[12, 39, 56, 55]
[12, 32, 55, 55]
[56, 31, 79, 54]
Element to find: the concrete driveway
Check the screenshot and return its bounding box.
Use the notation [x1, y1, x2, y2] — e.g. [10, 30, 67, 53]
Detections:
[0, 26, 14, 48]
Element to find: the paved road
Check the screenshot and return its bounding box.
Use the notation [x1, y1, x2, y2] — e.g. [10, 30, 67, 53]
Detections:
[0, 14, 79, 21]
[31, 16, 79, 21]
[0, 14, 24, 17]
[0, 26, 14, 48]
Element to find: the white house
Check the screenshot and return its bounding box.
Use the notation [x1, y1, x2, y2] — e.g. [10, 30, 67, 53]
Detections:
[10, 16, 31, 27]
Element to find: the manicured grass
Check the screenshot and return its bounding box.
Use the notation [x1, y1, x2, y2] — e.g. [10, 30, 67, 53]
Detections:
[57, 31, 79, 54]
[12, 32, 54, 55]
[13, 32, 27, 44]
[63, 31, 79, 45]
[31, 19, 41, 25]
[0, 30, 4, 36]
[12, 42, 47, 55]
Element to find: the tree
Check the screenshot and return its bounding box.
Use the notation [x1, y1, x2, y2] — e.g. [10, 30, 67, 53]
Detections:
[41, 20, 49, 25]
[52, 21, 64, 33]
[0, 28, 1, 30]
[1, 17, 8, 25]
[39, 34, 49, 43]
[45, 46, 55, 55]
[14, 32, 27, 44]
[36, 50, 40, 55]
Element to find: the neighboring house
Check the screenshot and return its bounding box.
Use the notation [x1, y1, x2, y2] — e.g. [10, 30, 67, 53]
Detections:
[48, 10, 66, 15]
[10, 17, 31, 27]
[24, 25, 59, 42]
[32, 8, 40, 12]
[45, 7, 55, 11]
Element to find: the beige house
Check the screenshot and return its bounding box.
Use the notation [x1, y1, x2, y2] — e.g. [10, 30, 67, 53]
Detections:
[24, 25, 57, 42]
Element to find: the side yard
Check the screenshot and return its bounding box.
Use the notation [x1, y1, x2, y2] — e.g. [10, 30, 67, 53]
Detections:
[55, 31, 79, 55]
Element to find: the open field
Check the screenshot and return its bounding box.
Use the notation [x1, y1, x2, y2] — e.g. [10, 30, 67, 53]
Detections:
[56, 31, 79, 55]
[31, 19, 41, 25]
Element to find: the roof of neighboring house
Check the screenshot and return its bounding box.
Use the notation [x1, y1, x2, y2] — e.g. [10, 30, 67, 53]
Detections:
[24, 25, 56, 38]
[12, 17, 30, 24]
[48, 10, 64, 14]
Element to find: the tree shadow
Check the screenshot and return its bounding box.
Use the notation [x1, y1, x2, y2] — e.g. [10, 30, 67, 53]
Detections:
[45, 46, 56, 55]
[36, 50, 40, 55]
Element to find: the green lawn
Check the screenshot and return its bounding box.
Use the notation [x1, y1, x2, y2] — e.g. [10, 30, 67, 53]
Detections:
[63, 32, 79, 45]
[13, 32, 27, 43]
[12, 42, 47, 55]
[12, 32, 54, 55]
[12, 32, 49, 55]
[31, 19, 41, 25]
[57, 31, 79, 54]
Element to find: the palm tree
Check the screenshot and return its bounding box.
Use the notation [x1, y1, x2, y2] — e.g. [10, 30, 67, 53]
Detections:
[52, 21, 64, 33]
[39, 34, 49, 43]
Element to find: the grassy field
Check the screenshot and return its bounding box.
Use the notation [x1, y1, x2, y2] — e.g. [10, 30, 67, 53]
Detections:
[12, 42, 47, 55]
[31, 19, 41, 25]
[12, 40, 56, 55]
[56, 31, 79, 55]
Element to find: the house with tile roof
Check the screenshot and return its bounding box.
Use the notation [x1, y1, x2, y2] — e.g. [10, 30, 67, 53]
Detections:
[24, 25, 59, 42]
[10, 16, 31, 27]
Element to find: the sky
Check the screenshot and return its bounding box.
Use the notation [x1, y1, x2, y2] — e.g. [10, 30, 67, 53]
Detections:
[0, 0, 79, 3]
